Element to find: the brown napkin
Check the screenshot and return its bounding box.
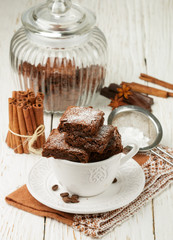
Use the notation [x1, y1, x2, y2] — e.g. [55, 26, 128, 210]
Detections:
[5, 184, 74, 226]
[5, 147, 173, 238]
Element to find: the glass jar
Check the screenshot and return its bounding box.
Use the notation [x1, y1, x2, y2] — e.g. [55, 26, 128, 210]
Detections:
[10, 0, 107, 113]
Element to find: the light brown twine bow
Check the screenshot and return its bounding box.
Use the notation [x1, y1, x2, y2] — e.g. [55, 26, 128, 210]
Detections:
[8, 125, 45, 155]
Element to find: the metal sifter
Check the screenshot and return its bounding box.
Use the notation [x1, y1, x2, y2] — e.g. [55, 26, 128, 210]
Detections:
[108, 105, 173, 166]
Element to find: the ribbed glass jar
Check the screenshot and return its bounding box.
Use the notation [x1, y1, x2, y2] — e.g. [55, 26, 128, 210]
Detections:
[10, 0, 107, 113]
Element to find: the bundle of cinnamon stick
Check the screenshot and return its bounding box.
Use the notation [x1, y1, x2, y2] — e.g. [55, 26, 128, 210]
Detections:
[6, 89, 45, 154]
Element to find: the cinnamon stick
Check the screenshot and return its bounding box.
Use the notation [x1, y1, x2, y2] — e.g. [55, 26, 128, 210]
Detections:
[168, 92, 173, 97]
[23, 105, 34, 137]
[17, 97, 28, 105]
[6, 132, 11, 148]
[9, 101, 16, 149]
[13, 102, 23, 154]
[37, 92, 44, 100]
[140, 73, 173, 90]
[17, 91, 28, 99]
[6, 100, 12, 148]
[6, 100, 14, 148]
[17, 103, 29, 153]
[122, 82, 169, 98]
[28, 94, 35, 104]
[12, 91, 17, 99]
[9, 98, 16, 104]
[12, 107, 17, 152]
[33, 103, 45, 147]
[36, 97, 43, 104]
[27, 89, 34, 95]
[28, 105, 40, 148]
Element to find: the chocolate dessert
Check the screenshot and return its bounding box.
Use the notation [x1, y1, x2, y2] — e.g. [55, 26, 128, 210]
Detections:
[65, 125, 115, 154]
[43, 106, 123, 163]
[89, 127, 123, 162]
[58, 106, 104, 135]
[42, 129, 89, 163]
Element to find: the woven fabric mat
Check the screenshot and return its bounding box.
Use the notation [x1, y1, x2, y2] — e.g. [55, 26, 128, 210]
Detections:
[72, 146, 173, 238]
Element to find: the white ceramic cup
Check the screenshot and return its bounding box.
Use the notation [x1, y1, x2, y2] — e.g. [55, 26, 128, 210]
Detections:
[51, 141, 139, 197]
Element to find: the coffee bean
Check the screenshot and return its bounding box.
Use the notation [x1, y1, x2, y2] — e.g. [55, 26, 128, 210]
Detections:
[60, 192, 69, 197]
[112, 178, 117, 183]
[71, 198, 79, 203]
[62, 196, 71, 203]
[71, 194, 79, 199]
[52, 184, 59, 191]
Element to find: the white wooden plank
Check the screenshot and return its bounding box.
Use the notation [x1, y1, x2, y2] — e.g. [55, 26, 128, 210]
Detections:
[144, 0, 173, 84]
[0, 0, 47, 239]
[44, 113, 53, 138]
[142, 1, 173, 239]
[52, 113, 62, 130]
[153, 184, 173, 240]
[148, 99, 173, 240]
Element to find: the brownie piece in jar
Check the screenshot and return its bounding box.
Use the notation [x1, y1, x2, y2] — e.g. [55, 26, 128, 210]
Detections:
[65, 125, 115, 154]
[89, 127, 123, 162]
[42, 129, 89, 163]
[58, 106, 104, 135]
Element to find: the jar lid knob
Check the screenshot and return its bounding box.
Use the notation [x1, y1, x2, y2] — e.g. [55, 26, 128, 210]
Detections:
[22, 0, 96, 37]
[48, 0, 72, 14]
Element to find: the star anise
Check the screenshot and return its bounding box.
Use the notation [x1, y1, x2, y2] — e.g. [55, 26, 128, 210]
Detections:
[117, 84, 132, 99]
[108, 95, 127, 110]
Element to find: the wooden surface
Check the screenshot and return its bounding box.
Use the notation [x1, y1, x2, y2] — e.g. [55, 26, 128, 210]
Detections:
[1, 0, 173, 239]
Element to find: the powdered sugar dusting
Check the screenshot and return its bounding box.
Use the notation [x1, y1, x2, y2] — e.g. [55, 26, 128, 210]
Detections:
[96, 125, 114, 138]
[119, 127, 150, 148]
[63, 107, 104, 125]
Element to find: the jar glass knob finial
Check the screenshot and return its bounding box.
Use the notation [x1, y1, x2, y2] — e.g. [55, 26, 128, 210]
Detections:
[48, 0, 72, 14]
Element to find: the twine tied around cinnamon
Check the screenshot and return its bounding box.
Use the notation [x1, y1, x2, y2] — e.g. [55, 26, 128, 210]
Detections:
[8, 125, 45, 155]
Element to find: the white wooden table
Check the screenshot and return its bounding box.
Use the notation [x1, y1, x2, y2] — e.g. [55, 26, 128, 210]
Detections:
[1, 0, 173, 239]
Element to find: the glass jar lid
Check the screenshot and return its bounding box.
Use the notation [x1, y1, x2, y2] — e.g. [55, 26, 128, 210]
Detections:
[22, 0, 96, 38]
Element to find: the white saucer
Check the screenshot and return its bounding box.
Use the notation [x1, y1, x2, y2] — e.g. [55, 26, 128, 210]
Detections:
[27, 157, 145, 214]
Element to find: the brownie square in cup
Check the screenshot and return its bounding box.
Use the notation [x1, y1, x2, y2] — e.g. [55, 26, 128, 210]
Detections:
[42, 129, 89, 163]
[58, 106, 104, 135]
[65, 125, 115, 154]
[89, 127, 123, 162]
